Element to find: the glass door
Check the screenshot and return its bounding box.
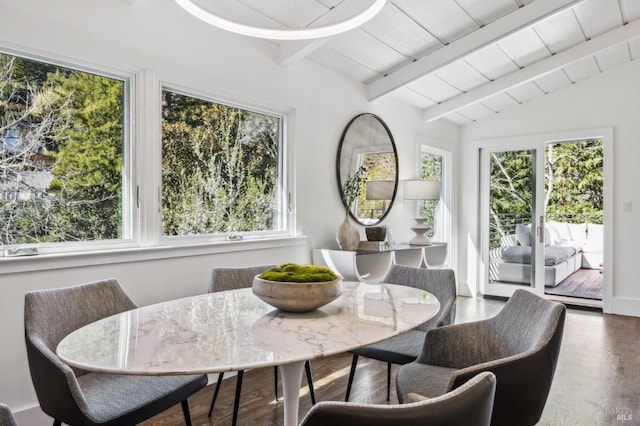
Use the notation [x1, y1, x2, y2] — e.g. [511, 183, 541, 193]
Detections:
[480, 145, 546, 297]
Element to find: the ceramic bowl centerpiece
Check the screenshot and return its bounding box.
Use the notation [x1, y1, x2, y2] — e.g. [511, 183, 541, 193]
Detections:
[252, 263, 342, 313]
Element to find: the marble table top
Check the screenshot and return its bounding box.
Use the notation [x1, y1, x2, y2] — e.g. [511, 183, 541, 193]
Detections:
[57, 281, 440, 375]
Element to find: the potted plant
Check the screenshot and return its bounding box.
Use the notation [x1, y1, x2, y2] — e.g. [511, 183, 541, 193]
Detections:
[338, 164, 367, 251]
[252, 263, 342, 312]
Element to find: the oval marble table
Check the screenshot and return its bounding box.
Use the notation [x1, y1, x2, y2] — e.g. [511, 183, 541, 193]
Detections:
[57, 282, 440, 426]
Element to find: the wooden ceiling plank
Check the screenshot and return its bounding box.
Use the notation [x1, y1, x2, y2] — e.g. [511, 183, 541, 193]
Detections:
[629, 37, 640, 60]
[562, 56, 600, 82]
[572, 0, 623, 39]
[306, 47, 379, 82]
[506, 81, 544, 103]
[465, 44, 520, 80]
[278, 39, 328, 66]
[367, 0, 583, 100]
[423, 18, 640, 122]
[434, 60, 489, 92]
[533, 68, 572, 93]
[533, 8, 585, 53]
[481, 91, 520, 111]
[361, 4, 441, 59]
[595, 43, 632, 71]
[455, 0, 519, 26]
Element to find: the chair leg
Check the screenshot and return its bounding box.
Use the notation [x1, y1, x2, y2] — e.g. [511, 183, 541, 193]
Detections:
[208, 372, 225, 417]
[344, 354, 359, 401]
[386, 362, 392, 401]
[305, 360, 316, 405]
[53, 421, 62, 426]
[274, 365, 279, 401]
[181, 399, 193, 426]
[232, 370, 244, 426]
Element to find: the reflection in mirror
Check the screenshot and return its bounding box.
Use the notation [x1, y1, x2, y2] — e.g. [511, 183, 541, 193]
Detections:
[337, 113, 398, 226]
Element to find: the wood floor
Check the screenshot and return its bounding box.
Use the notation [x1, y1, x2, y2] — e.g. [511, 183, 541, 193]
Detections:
[141, 296, 640, 426]
[545, 268, 603, 301]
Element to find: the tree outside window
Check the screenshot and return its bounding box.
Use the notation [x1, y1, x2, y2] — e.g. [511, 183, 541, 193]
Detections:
[161, 90, 283, 236]
[0, 53, 125, 246]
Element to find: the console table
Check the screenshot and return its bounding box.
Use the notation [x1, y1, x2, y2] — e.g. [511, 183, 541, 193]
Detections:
[313, 243, 447, 282]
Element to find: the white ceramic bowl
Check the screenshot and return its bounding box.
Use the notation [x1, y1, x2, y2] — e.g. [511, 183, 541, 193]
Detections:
[252, 276, 342, 313]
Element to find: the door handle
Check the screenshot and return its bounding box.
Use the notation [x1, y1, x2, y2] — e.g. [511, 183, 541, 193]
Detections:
[537, 215, 545, 244]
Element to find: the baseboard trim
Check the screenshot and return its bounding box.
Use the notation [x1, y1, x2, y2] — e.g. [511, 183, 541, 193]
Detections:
[612, 296, 640, 317]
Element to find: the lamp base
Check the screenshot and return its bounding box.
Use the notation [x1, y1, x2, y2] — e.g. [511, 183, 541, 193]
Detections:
[409, 217, 432, 246]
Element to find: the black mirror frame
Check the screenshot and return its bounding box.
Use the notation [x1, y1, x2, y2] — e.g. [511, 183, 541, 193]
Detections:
[336, 113, 399, 226]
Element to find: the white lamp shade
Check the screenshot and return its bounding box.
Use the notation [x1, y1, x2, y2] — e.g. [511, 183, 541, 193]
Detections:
[403, 180, 440, 200]
[366, 181, 395, 200]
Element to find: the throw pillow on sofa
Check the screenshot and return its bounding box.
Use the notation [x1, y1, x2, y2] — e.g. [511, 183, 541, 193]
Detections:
[515, 224, 531, 246]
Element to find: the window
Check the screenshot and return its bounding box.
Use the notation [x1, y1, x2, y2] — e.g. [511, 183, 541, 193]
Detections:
[160, 88, 286, 238]
[0, 51, 128, 248]
[419, 145, 450, 243]
[0, 49, 291, 258]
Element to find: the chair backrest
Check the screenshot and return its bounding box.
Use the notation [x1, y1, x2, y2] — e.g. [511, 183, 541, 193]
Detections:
[24, 279, 137, 424]
[299, 371, 496, 426]
[382, 265, 457, 331]
[493, 288, 565, 356]
[208, 264, 276, 293]
[452, 289, 566, 426]
[0, 403, 19, 426]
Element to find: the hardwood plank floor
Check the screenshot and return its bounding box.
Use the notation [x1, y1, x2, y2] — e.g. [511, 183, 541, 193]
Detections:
[141, 296, 640, 426]
[545, 268, 603, 300]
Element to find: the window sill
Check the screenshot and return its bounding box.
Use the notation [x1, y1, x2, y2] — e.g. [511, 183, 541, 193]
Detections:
[0, 236, 308, 275]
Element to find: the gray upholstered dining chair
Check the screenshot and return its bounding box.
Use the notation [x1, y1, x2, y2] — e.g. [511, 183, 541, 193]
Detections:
[207, 265, 316, 426]
[396, 289, 566, 426]
[0, 403, 19, 426]
[345, 265, 457, 402]
[24, 279, 208, 426]
[300, 371, 496, 426]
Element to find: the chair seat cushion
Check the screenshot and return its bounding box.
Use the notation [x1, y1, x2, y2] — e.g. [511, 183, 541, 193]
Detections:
[78, 372, 207, 424]
[352, 330, 425, 365]
[396, 363, 456, 402]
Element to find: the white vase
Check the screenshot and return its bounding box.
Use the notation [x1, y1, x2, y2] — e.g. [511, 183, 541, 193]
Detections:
[337, 213, 360, 251]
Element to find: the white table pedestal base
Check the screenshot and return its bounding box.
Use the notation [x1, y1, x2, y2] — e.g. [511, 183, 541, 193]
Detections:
[280, 360, 305, 426]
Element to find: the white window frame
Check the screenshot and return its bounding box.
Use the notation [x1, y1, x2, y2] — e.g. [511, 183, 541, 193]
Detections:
[155, 82, 292, 245]
[0, 46, 138, 255]
[417, 143, 452, 249]
[0, 49, 298, 270]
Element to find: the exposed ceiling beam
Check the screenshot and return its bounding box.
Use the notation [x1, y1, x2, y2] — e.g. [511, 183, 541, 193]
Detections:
[422, 18, 640, 122]
[278, 39, 328, 67]
[366, 0, 583, 101]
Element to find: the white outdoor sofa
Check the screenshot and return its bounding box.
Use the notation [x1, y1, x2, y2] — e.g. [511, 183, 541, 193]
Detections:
[491, 221, 603, 287]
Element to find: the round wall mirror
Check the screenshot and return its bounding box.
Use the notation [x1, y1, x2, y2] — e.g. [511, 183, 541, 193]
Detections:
[336, 113, 398, 226]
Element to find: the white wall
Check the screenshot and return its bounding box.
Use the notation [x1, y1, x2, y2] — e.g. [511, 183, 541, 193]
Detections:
[0, 0, 458, 418]
[458, 58, 640, 316]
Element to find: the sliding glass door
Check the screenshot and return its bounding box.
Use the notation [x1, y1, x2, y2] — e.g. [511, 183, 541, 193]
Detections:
[480, 145, 546, 297]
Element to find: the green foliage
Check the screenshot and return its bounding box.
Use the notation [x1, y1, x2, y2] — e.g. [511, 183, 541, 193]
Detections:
[1, 54, 124, 244]
[259, 263, 339, 283]
[488, 140, 603, 248]
[342, 164, 367, 212]
[357, 152, 396, 219]
[420, 151, 442, 236]
[46, 69, 124, 240]
[161, 91, 279, 235]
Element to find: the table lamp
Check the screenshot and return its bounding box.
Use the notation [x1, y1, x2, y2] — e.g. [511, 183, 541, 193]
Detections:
[403, 180, 440, 246]
[366, 181, 395, 217]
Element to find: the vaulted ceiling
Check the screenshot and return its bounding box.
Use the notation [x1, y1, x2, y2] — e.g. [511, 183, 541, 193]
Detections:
[171, 0, 640, 125]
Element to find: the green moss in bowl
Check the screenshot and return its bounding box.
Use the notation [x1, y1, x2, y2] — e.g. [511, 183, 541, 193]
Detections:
[258, 263, 339, 283]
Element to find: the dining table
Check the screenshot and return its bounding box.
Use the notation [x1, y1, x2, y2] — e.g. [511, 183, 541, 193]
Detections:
[57, 281, 440, 426]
